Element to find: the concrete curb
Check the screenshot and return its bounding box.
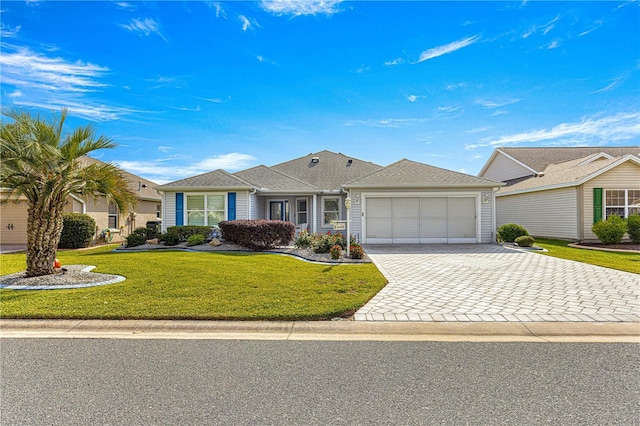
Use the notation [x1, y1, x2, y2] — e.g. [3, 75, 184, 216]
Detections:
[1, 319, 638, 342]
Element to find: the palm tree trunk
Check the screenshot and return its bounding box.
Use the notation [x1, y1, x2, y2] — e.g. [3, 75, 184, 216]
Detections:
[26, 200, 65, 277]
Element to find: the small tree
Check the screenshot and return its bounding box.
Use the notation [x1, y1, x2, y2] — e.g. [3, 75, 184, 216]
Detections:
[0, 109, 136, 276]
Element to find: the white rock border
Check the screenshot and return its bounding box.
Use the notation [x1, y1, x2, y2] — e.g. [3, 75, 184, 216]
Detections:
[0, 266, 126, 290]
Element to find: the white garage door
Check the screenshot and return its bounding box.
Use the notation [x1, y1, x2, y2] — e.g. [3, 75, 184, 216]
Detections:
[365, 196, 477, 244]
[0, 201, 29, 245]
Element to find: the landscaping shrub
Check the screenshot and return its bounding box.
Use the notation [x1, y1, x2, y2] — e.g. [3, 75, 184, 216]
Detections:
[514, 235, 535, 247]
[187, 234, 205, 246]
[330, 244, 342, 260]
[592, 215, 627, 244]
[312, 232, 347, 253]
[160, 229, 181, 246]
[166, 225, 211, 241]
[126, 227, 149, 248]
[350, 244, 364, 260]
[627, 213, 640, 244]
[219, 220, 295, 251]
[497, 223, 529, 242]
[294, 230, 313, 249]
[58, 213, 96, 249]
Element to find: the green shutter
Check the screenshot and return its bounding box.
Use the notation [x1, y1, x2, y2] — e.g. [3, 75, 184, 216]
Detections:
[593, 188, 603, 224]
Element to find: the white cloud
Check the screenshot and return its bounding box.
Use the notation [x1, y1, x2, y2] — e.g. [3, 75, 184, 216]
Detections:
[257, 55, 278, 65]
[239, 15, 260, 32]
[591, 75, 626, 94]
[579, 20, 603, 37]
[467, 112, 640, 149]
[408, 95, 417, 103]
[210, 2, 226, 19]
[120, 18, 167, 41]
[116, 152, 257, 182]
[0, 46, 108, 93]
[7, 90, 22, 98]
[344, 118, 425, 128]
[197, 96, 231, 103]
[157, 146, 175, 153]
[475, 98, 521, 109]
[414, 34, 480, 64]
[547, 40, 560, 49]
[0, 23, 21, 38]
[384, 58, 405, 67]
[260, 0, 344, 17]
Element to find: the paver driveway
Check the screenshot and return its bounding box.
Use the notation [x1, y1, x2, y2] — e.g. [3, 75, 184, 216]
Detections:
[355, 244, 640, 322]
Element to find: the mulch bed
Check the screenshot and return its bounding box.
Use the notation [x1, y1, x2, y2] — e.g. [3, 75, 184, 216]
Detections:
[573, 242, 639, 252]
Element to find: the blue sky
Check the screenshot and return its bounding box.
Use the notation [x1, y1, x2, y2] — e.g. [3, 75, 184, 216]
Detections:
[1, 1, 639, 184]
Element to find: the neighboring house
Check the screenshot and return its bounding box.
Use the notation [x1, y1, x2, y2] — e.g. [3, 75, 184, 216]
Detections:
[0, 156, 162, 245]
[478, 147, 640, 241]
[157, 150, 503, 244]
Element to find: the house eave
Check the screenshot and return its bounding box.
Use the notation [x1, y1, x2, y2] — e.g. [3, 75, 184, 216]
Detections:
[155, 186, 254, 192]
[343, 183, 504, 190]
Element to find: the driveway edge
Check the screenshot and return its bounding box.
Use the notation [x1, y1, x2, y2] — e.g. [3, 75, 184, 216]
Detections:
[1, 319, 638, 342]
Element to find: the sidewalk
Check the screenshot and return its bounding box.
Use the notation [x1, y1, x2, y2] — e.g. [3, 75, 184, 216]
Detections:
[1, 319, 638, 343]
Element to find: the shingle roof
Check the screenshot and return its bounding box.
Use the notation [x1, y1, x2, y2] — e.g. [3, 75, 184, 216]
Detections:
[500, 147, 640, 173]
[156, 169, 254, 190]
[270, 150, 382, 190]
[499, 154, 640, 195]
[234, 165, 319, 192]
[82, 156, 161, 201]
[345, 159, 503, 188]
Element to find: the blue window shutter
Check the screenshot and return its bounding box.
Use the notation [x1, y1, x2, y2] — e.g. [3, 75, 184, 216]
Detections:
[593, 188, 602, 224]
[228, 192, 236, 221]
[176, 193, 184, 226]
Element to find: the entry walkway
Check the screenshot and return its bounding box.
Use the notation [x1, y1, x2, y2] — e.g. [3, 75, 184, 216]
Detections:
[356, 244, 640, 322]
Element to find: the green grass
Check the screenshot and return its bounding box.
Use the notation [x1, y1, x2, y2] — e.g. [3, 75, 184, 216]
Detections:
[534, 238, 640, 274]
[0, 246, 387, 320]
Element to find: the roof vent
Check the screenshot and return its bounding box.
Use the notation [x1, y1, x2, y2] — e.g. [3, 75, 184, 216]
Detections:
[537, 172, 545, 177]
[311, 157, 319, 163]
[347, 159, 353, 164]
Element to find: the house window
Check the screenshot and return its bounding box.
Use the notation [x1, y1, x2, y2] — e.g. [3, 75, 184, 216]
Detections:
[186, 194, 225, 226]
[322, 197, 340, 226]
[296, 198, 308, 225]
[108, 202, 118, 228]
[156, 204, 161, 219]
[605, 189, 640, 218]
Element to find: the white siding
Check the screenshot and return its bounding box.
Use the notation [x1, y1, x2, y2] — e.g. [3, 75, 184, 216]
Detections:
[249, 192, 262, 219]
[496, 187, 578, 239]
[235, 191, 249, 220]
[480, 191, 494, 243]
[349, 191, 364, 243]
[482, 152, 534, 182]
[581, 161, 640, 240]
[162, 191, 176, 231]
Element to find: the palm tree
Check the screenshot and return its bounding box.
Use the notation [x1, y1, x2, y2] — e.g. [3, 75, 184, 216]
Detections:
[0, 109, 137, 277]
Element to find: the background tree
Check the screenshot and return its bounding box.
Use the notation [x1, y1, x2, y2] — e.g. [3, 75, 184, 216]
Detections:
[0, 109, 136, 276]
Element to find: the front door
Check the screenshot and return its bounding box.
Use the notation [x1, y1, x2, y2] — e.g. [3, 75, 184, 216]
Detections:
[269, 201, 288, 221]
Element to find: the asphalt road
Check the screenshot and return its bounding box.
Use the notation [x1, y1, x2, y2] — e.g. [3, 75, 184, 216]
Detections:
[1, 339, 638, 425]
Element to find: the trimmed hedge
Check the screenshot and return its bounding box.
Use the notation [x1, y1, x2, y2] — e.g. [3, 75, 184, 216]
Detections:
[592, 215, 627, 244]
[166, 225, 211, 241]
[497, 223, 529, 242]
[627, 213, 640, 244]
[219, 220, 295, 251]
[514, 235, 535, 247]
[126, 228, 149, 248]
[58, 213, 96, 249]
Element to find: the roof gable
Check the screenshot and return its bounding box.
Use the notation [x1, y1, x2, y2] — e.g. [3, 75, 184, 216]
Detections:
[82, 156, 161, 201]
[156, 169, 253, 190]
[498, 154, 640, 196]
[498, 146, 640, 173]
[270, 150, 382, 190]
[345, 159, 503, 188]
[234, 165, 318, 192]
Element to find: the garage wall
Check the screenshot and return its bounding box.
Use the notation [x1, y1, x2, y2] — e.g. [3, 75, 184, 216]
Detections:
[496, 187, 578, 239]
[0, 199, 29, 244]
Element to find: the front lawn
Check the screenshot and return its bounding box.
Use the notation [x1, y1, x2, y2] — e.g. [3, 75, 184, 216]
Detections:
[0, 246, 387, 320]
[534, 238, 640, 274]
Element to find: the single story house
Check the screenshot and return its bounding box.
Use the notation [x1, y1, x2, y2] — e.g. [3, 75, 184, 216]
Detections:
[157, 150, 503, 244]
[0, 156, 162, 245]
[478, 147, 640, 240]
